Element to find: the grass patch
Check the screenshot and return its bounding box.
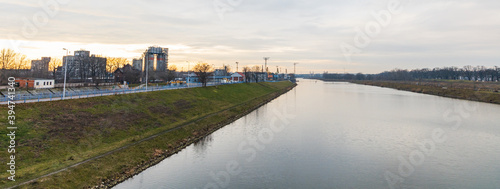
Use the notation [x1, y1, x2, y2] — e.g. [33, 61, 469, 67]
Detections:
[0, 81, 296, 188]
[351, 80, 500, 105]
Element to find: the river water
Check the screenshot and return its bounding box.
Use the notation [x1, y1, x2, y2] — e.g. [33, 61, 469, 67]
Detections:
[114, 79, 500, 189]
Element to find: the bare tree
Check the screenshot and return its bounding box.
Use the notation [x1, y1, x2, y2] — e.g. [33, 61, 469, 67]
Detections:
[88, 55, 107, 86]
[63, 58, 76, 83]
[166, 65, 178, 83]
[12, 54, 31, 78]
[75, 54, 89, 82]
[0, 49, 17, 70]
[223, 64, 231, 73]
[251, 65, 261, 83]
[106, 57, 128, 73]
[48, 58, 62, 79]
[15, 54, 30, 70]
[123, 66, 141, 84]
[193, 62, 212, 87]
[243, 66, 251, 83]
[463, 65, 474, 81]
[496, 66, 500, 81]
[0, 49, 26, 84]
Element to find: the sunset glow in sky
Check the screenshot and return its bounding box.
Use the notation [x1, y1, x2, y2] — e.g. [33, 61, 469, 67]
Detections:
[1, 0, 500, 74]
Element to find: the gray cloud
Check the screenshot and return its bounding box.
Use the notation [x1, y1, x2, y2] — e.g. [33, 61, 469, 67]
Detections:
[1, 0, 499, 73]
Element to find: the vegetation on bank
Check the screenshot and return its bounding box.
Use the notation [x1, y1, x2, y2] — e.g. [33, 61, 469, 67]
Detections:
[0, 81, 296, 188]
[322, 65, 500, 81]
[350, 80, 500, 105]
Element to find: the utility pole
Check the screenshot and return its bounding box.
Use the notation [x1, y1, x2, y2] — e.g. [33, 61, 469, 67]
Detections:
[187, 61, 190, 88]
[146, 57, 149, 91]
[263, 57, 270, 81]
[236, 62, 239, 72]
[294, 63, 298, 74]
[62, 48, 69, 100]
[212, 64, 216, 85]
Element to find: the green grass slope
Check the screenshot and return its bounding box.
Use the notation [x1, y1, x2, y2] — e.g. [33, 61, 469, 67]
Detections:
[0, 81, 296, 188]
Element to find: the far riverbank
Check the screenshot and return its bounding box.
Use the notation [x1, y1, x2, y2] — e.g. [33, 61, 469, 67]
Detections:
[319, 79, 500, 105]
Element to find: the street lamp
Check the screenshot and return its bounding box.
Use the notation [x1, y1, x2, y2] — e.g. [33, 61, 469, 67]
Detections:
[145, 56, 149, 91]
[186, 61, 190, 88]
[294, 63, 299, 74]
[62, 48, 69, 99]
[263, 57, 270, 81]
[212, 64, 216, 85]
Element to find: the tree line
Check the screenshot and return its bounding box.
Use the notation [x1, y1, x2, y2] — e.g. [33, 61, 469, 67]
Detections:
[323, 66, 500, 81]
[242, 65, 265, 83]
[0, 48, 133, 85]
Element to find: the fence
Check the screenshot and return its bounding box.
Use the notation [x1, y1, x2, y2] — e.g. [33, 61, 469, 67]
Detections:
[1, 81, 246, 104]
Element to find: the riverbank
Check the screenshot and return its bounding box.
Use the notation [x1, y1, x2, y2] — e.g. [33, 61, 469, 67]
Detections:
[348, 80, 500, 105]
[0, 81, 296, 189]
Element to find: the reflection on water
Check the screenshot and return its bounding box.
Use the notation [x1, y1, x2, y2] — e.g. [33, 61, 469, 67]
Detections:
[192, 135, 213, 158]
[114, 79, 500, 189]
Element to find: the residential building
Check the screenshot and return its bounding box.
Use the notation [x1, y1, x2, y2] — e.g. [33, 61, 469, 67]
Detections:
[143, 46, 168, 72]
[214, 68, 229, 76]
[132, 58, 143, 71]
[231, 72, 245, 82]
[31, 57, 51, 77]
[114, 64, 140, 84]
[184, 73, 199, 83]
[60, 50, 107, 82]
[31, 57, 50, 72]
[15, 78, 55, 89]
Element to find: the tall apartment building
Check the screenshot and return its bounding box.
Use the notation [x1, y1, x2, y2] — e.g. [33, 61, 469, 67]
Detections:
[31, 57, 51, 77]
[143, 46, 168, 72]
[61, 50, 107, 81]
[132, 58, 143, 71]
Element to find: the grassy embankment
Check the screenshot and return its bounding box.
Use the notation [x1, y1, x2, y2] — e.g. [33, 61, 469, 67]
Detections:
[350, 80, 500, 104]
[0, 81, 296, 188]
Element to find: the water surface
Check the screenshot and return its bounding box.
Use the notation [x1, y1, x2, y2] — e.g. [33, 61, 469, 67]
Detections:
[114, 79, 500, 189]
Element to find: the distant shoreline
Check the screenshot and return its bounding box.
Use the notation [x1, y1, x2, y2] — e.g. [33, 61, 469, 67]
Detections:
[319, 79, 500, 105]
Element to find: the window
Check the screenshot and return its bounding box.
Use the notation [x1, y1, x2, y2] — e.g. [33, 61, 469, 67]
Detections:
[36, 82, 39, 85]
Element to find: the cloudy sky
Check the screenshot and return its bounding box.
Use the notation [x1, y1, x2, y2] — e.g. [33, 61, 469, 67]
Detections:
[1, 0, 499, 74]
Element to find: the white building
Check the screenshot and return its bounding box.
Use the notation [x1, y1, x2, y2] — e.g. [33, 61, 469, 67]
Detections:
[34, 79, 55, 89]
[231, 72, 245, 82]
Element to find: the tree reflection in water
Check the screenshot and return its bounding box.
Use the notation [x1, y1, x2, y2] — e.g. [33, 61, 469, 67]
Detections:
[193, 134, 214, 157]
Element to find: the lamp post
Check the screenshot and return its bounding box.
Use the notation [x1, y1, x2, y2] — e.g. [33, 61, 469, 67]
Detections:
[186, 61, 190, 88]
[212, 64, 215, 85]
[294, 63, 298, 74]
[145, 56, 149, 91]
[263, 57, 270, 81]
[236, 62, 239, 72]
[62, 48, 69, 99]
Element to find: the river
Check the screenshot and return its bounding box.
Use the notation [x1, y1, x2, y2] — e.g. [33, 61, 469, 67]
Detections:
[114, 79, 500, 189]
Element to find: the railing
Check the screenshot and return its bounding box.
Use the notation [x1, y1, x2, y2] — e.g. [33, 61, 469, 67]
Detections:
[0, 81, 248, 104]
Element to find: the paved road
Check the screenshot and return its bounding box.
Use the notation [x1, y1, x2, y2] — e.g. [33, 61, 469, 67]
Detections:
[0, 83, 209, 105]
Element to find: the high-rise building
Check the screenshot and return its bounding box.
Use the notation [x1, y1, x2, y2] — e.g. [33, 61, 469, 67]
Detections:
[31, 57, 51, 76]
[61, 50, 107, 81]
[132, 58, 143, 71]
[142, 46, 168, 72]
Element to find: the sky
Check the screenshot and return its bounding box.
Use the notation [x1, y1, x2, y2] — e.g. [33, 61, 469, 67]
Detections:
[1, 0, 499, 74]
